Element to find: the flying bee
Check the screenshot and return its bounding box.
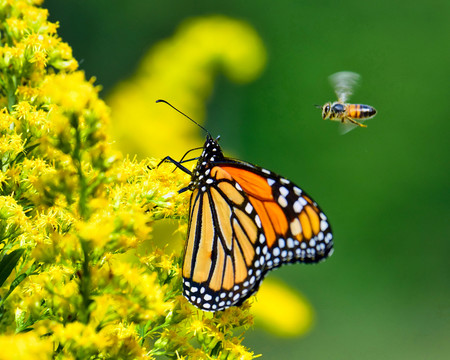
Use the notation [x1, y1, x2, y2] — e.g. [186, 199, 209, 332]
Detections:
[316, 71, 377, 133]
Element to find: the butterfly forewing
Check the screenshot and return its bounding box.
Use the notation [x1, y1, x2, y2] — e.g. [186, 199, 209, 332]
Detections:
[221, 163, 333, 266]
[181, 136, 333, 311]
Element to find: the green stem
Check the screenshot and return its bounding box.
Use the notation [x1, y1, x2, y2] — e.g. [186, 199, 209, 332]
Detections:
[71, 113, 89, 219]
[71, 112, 92, 323]
[79, 239, 92, 324]
[6, 73, 17, 112]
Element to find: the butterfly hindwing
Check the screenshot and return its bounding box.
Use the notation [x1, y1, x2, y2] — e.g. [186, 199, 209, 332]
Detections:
[182, 173, 266, 311]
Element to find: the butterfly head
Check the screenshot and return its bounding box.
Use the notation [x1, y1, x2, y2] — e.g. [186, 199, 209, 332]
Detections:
[189, 135, 225, 190]
[200, 135, 223, 161]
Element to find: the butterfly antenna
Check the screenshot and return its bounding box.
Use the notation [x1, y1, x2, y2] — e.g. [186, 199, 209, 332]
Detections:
[314, 104, 323, 109]
[156, 99, 212, 138]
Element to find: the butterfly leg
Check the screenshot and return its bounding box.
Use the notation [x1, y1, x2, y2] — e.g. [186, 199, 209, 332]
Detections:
[178, 146, 203, 163]
[344, 117, 367, 128]
[156, 156, 192, 194]
[158, 146, 203, 173]
[157, 156, 192, 175]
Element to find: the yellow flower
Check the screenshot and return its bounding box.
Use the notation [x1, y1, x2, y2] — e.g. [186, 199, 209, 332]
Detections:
[5, 17, 28, 37]
[223, 339, 261, 360]
[251, 278, 314, 337]
[0, 107, 15, 130]
[77, 211, 115, 249]
[0, 43, 25, 69]
[52, 321, 112, 354]
[0, 133, 24, 155]
[0, 332, 53, 360]
[16, 85, 40, 101]
[101, 322, 147, 359]
[189, 318, 210, 336]
[29, 49, 47, 69]
[40, 72, 100, 113]
[0, 195, 29, 229]
[12, 101, 34, 120]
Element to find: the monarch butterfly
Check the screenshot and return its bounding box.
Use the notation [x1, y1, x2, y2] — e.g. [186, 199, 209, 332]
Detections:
[158, 100, 333, 311]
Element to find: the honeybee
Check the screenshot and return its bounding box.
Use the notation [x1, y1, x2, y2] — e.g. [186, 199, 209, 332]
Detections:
[317, 71, 377, 132]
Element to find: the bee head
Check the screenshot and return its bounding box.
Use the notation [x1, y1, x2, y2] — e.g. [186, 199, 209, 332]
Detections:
[320, 103, 331, 119]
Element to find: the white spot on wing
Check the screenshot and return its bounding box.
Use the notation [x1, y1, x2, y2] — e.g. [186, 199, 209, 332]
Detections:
[293, 200, 302, 213]
[287, 238, 295, 248]
[259, 234, 265, 244]
[278, 195, 288, 208]
[279, 186, 289, 197]
[245, 203, 253, 214]
[255, 215, 262, 228]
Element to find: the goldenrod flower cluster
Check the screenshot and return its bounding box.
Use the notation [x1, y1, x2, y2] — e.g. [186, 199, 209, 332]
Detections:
[0, 1, 259, 358]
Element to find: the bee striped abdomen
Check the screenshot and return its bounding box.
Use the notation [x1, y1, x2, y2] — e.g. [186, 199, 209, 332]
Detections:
[347, 104, 376, 119]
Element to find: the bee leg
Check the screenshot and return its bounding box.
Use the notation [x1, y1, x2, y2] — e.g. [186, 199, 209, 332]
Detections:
[345, 117, 367, 128]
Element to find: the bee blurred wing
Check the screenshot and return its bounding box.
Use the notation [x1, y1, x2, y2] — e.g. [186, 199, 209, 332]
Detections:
[338, 116, 371, 135]
[338, 122, 359, 135]
[329, 71, 360, 102]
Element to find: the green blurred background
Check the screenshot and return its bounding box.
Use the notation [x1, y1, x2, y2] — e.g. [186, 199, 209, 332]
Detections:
[44, 0, 449, 359]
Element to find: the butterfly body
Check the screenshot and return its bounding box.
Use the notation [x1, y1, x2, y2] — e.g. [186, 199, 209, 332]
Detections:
[179, 136, 333, 311]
